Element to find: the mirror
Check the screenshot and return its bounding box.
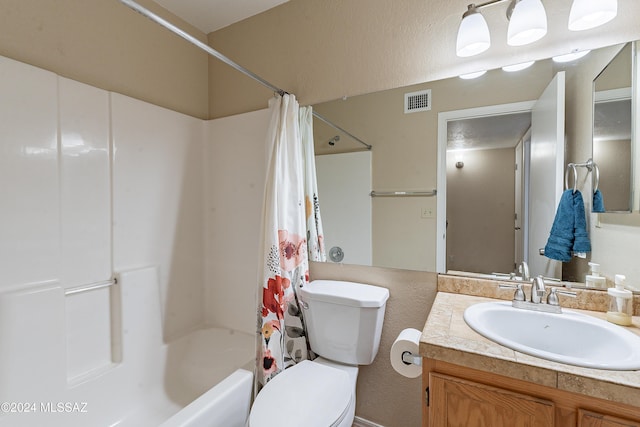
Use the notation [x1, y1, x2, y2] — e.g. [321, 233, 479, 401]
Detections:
[592, 42, 634, 213]
[312, 41, 637, 286]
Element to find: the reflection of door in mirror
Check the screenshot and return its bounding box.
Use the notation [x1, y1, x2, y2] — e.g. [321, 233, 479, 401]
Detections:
[527, 72, 565, 280]
[593, 43, 633, 213]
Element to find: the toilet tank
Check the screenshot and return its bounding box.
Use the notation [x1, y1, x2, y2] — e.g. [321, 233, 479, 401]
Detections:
[300, 280, 389, 365]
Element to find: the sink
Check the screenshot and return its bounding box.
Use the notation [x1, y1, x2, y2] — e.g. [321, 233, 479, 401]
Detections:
[463, 301, 640, 370]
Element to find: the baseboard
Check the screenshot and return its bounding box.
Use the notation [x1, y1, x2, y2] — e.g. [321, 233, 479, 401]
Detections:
[353, 416, 386, 427]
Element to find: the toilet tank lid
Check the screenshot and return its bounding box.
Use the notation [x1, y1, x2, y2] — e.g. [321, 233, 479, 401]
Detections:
[302, 280, 389, 308]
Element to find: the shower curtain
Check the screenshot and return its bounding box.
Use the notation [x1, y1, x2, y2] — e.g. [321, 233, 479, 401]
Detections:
[300, 106, 326, 263]
[256, 95, 325, 390]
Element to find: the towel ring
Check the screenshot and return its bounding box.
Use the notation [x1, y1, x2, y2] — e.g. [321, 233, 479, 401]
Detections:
[564, 164, 578, 193]
[564, 159, 599, 194]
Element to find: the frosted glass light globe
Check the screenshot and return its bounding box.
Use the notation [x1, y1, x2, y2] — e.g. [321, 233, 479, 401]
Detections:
[568, 0, 617, 31]
[456, 5, 491, 57]
[507, 0, 547, 46]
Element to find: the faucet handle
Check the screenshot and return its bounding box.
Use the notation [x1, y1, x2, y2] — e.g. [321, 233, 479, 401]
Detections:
[499, 283, 526, 301]
[547, 288, 577, 306]
[518, 262, 530, 281]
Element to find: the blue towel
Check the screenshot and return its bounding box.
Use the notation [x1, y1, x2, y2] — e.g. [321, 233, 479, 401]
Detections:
[572, 190, 591, 253]
[544, 190, 575, 262]
[544, 189, 591, 262]
[593, 189, 605, 213]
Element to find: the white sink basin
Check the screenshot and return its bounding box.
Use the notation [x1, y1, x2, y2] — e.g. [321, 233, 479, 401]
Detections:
[463, 301, 640, 370]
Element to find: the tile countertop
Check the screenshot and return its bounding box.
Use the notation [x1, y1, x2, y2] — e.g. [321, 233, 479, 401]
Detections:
[419, 291, 640, 407]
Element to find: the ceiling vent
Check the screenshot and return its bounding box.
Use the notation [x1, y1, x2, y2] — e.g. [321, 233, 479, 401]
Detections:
[404, 89, 431, 113]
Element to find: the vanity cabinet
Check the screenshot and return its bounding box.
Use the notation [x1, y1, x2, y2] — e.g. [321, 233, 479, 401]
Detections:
[423, 358, 640, 427]
[429, 372, 554, 426]
[579, 410, 640, 427]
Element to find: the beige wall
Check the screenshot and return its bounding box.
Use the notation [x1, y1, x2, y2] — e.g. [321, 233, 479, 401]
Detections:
[208, 0, 640, 118]
[447, 148, 516, 275]
[309, 261, 438, 427]
[0, 0, 209, 119]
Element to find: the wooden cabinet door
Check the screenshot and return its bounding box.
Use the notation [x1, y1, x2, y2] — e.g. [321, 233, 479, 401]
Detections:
[579, 409, 640, 427]
[429, 373, 554, 427]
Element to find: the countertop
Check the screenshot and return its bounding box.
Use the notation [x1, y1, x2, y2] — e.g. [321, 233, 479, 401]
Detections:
[419, 291, 640, 407]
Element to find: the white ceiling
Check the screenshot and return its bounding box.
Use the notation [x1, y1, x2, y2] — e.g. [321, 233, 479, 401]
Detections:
[448, 112, 532, 151]
[154, 0, 289, 34]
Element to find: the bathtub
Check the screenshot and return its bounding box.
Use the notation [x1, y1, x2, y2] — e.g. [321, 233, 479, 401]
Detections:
[119, 328, 255, 427]
[0, 267, 256, 427]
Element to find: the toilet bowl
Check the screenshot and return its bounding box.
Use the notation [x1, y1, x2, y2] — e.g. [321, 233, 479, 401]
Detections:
[248, 358, 358, 427]
[249, 280, 389, 427]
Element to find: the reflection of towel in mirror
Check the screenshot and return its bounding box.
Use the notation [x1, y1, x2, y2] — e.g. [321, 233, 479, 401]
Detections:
[544, 189, 591, 262]
[593, 189, 605, 213]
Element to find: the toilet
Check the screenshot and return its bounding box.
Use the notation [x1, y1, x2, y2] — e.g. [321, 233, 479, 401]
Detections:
[249, 280, 389, 427]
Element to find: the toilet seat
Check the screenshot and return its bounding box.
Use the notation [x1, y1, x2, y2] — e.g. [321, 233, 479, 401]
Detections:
[249, 360, 352, 427]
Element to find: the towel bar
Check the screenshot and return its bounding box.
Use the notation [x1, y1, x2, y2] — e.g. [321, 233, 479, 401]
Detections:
[370, 190, 437, 197]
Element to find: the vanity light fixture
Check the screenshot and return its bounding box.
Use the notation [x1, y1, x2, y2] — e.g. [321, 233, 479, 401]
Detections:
[568, 0, 618, 31]
[459, 70, 487, 79]
[502, 60, 535, 72]
[552, 49, 591, 63]
[455, 0, 547, 57]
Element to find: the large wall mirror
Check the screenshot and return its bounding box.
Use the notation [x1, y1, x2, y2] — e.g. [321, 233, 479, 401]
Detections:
[593, 42, 634, 213]
[312, 40, 638, 288]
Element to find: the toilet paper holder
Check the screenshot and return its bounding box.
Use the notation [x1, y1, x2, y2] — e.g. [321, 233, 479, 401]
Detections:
[401, 351, 422, 366]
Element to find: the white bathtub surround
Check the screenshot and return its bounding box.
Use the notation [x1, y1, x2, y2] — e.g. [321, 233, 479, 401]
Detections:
[315, 151, 373, 266]
[0, 55, 258, 426]
[0, 267, 254, 427]
[0, 57, 62, 288]
[0, 54, 206, 339]
[204, 109, 271, 336]
[112, 92, 206, 341]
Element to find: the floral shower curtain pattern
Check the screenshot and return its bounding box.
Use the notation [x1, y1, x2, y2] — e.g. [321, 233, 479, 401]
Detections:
[257, 94, 319, 390]
[299, 106, 326, 262]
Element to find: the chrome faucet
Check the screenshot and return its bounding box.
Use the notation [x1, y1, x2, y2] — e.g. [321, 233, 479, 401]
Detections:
[519, 261, 530, 282]
[499, 276, 576, 314]
[531, 275, 546, 303]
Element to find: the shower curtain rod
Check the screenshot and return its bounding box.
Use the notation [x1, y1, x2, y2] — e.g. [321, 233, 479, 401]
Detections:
[118, 0, 373, 150]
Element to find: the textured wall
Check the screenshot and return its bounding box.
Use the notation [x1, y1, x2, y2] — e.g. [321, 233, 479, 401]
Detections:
[0, 0, 209, 119]
[208, 0, 640, 118]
